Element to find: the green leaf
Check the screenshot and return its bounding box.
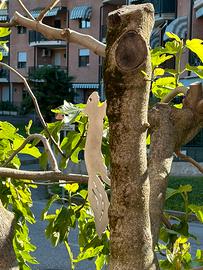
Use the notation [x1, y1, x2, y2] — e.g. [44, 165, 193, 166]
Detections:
[74, 246, 104, 263]
[95, 254, 106, 270]
[154, 68, 165, 77]
[151, 53, 173, 69]
[165, 32, 181, 42]
[0, 121, 17, 139]
[166, 185, 192, 200]
[186, 39, 203, 63]
[13, 137, 41, 158]
[25, 120, 33, 136]
[0, 28, 11, 37]
[152, 77, 177, 99]
[186, 64, 203, 78]
[41, 194, 60, 220]
[64, 183, 79, 193]
[188, 205, 203, 223]
[52, 101, 82, 123]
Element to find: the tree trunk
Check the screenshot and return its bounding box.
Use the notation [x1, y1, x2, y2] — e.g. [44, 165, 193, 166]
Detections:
[148, 83, 203, 249]
[0, 202, 18, 270]
[104, 4, 156, 270]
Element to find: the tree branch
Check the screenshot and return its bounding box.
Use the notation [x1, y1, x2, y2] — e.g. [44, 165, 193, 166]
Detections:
[0, 168, 88, 182]
[0, 11, 106, 57]
[161, 86, 188, 103]
[3, 134, 59, 171]
[16, 0, 35, 20]
[0, 62, 65, 157]
[175, 150, 203, 174]
[36, 0, 60, 22]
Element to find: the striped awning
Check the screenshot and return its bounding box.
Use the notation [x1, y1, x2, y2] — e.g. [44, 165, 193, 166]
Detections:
[72, 83, 99, 89]
[196, 7, 203, 18]
[70, 6, 92, 20]
[150, 30, 160, 49]
[194, 0, 203, 18]
[163, 16, 188, 41]
[0, 15, 7, 21]
[31, 7, 61, 18]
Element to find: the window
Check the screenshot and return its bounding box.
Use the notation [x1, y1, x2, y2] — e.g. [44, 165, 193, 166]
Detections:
[17, 26, 26, 34]
[79, 49, 90, 67]
[17, 52, 27, 68]
[79, 19, 91, 29]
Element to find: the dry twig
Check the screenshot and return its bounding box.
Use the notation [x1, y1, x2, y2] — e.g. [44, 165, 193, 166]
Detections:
[16, 0, 35, 20]
[175, 150, 203, 174]
[0, 62, 65, 157]
[0, 11, 105, 57]
[36, 0, 60, 22]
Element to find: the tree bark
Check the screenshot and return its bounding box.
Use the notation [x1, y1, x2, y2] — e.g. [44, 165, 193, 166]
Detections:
[148, 82, 203, 249]
[0, 202, 18, 270]
[104, 4, 156, 270]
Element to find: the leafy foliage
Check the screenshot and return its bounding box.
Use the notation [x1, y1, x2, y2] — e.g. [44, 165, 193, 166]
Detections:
[0, 122, 40, 269]
[0, 28, 203, 270]
[21, 65, 75, 121]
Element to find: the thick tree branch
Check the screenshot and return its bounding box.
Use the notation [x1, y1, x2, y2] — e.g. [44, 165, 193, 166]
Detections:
[175, 150, 203, 174]
[17, 0, 35, 20]
[148, 82, 203, 251]
[36, 0, 60, 22]
[0, 62, 65, 157]
[0, 168, 88, 183]
[3, 134, 59, 171]
[161, 86, 188, 103]
[0, 11, 106, 57]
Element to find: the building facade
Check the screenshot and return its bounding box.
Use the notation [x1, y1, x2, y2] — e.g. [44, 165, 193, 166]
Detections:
[0, 0, 203, 106]
[1, 0, 103, 108]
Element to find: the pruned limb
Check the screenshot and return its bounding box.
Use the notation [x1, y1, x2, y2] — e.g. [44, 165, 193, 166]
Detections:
[0, 168, 88, 182]
[17, 0, 35, 20]
[0, 62, 65, 157]
[36, 0, 60, 22]
[175, 150, 203, 174]
[3, 134, 59, 171]
[161, 86, 188, 103]
[0, 11, 106, 57]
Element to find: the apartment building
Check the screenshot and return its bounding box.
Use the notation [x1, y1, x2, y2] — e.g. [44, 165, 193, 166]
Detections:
[0, 0, 102, 108]
[0, 0, 203, 108]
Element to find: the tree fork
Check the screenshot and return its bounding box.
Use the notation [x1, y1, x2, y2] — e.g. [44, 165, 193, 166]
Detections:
[104, 4, 156, 270]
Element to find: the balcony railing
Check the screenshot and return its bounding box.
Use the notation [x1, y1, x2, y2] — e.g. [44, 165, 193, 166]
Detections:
[130, 0, 176, 14]
[29, 30, 66, 47]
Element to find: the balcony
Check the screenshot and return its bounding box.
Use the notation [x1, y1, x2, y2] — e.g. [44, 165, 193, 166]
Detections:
[102, 0, 126, 6]
[129, 0, 176, 15]
[29, 31, 66, 48]
[103, 0, 176, 14]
